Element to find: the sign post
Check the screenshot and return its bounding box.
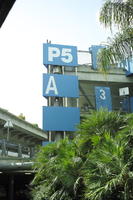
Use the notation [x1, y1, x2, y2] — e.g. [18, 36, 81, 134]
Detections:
[42, 42, 80, 142]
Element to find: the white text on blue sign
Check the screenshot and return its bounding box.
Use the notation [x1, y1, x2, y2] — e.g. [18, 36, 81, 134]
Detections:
[43, 43, 78, 67]
[43, 74, 79, 98]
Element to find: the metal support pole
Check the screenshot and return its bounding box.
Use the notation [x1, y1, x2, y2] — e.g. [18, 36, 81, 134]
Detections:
[49, 131, 52, 142]
[7, 126, 9, 141]
[30, 147, 34, 158]
[75, 66, 79, 108]
[48, 97, 51, 106]
[48, 64, 51, 74]
[64, 98, 68, 107]
[18, 144, 22, 158]
[64, 96, 68, 139]
[62, 66, 67, 139]
[63, 131, 66, 138]
[4, 120, 13, 141]
[48, 64, 52, 142]
[75, 66, 78, 76]
[8, 174, 14, 200]
[62, 66, 65, 74]
[1, 139, 7, 156]
[77, 98, 79, 107]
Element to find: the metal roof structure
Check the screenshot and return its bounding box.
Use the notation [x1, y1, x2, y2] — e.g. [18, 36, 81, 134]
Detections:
[0, 0, 16, 27]
[0, 107, 47, 147]
[0, 1, 48, 147]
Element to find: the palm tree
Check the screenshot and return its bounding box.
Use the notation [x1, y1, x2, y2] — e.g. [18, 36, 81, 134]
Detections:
[31, 138, 84, 200]
[79, 110, 133, 200]
[31, 110, 133, 199]
[98, 0, 133, 70]
[84, 130, 133, 200]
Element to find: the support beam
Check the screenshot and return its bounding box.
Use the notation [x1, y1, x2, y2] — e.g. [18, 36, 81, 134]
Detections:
[0, 108, 47, 140]
[8, 175, 14, 200]
[0, 0, 16, 27]
[79, 84, 94, 109]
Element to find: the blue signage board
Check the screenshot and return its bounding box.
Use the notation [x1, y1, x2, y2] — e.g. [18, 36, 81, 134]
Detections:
[43, 106, 80, 131]
[95, 86, 112, 111]
[130, 97, 133, 113]
[126, 57, 133, 76]
[121, 97, 130, 112]
[89, 45, 105, 69]
[117, 57, 133, 76]
[43, 74, 79, 98]
[43, 43, 78, 67]
[42, 141, 53, 146]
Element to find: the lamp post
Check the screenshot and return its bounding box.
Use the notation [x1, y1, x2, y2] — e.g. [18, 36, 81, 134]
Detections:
[4, 120, 13, 141]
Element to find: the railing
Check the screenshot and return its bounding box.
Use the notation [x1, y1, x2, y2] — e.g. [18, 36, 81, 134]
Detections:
[79, 95, 132, 114]
[0, 139, 35, 158]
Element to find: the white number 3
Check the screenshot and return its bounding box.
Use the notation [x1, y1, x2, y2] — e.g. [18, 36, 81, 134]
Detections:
[100, 89, 106, 100]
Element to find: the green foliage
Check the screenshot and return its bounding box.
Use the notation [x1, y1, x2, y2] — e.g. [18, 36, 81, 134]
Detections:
[98, 0, 133, 70]
[99, 0, 133, 29]
[98, 28, 133, 69]
[31, 110, 133, 200]
[84, 132, 132, 200]
[18, 113, 26, 120]
[32, 123, 39, 128]
[31, 138, 84, 200]
[76, 110, 128, 155]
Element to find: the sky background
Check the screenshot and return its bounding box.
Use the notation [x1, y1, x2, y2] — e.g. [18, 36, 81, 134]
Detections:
[0, 0, 112, 128]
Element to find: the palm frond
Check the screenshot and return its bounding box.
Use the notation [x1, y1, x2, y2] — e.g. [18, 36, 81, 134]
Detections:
[97, 27, 133, 70]
[100, 0, 133, 29]
[98, 0, 133, 70]
[31, 111, 133, 200]
[85, 158, 131, 199]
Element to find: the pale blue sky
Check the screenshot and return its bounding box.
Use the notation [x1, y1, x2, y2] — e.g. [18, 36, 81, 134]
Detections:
[0, 0, 112, 127]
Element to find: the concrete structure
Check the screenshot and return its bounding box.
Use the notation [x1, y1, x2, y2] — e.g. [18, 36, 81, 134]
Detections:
[64, 64, 133, 115]
[0, 107, 47, 163]
[0, 2, 49, 198]
[0, 0, 16, 27]
[0, 107, 47, 147]
[0, 107, 47, 200]
[44, 48, 133, 142]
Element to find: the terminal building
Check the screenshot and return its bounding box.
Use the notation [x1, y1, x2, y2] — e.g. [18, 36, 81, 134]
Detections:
[0, 107, 47, 199]
[0, 44, 132, 199]
[0, 0, 16, 28]
[0, 1, 48, 198]
[0, 1, 133, 199]
[64, 48, 133, 115]
[43, 44, 133, 141]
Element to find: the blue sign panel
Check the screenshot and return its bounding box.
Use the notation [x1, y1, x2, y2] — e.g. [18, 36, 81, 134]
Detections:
[43, 106, 80, 131]
[118, 57, 133, 76]
[126, 57, 133, 76]
[89, 45, 105, 69]
[43, 74, 79, 98]
[95, 86, 112, 111]
[42, 141, 53, 146]
[43, 43, 78, 67]
[121, 97, 130, 112]
[130, 97, 133, 113]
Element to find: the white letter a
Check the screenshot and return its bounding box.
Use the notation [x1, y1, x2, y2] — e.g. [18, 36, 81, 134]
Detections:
[45, 76, 58, 95]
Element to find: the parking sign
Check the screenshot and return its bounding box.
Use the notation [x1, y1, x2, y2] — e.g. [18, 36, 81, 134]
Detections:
[43, 43, 78, 67]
